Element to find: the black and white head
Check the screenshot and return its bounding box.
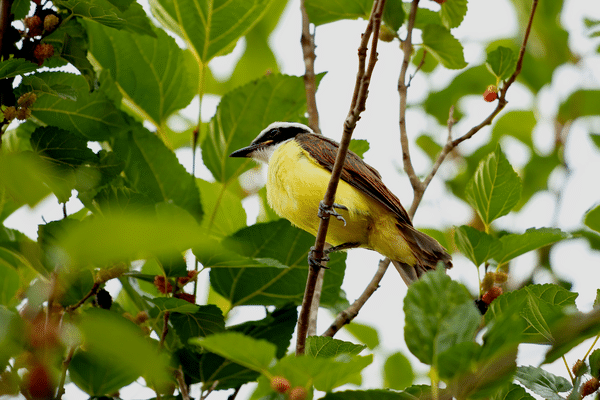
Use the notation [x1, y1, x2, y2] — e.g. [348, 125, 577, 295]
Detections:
[229, 122, 313, 163]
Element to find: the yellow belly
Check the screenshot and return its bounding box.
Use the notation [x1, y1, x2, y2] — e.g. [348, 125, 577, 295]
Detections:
[265, 141, 415, 265]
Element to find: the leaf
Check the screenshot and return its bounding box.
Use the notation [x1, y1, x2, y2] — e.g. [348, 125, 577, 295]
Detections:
[11, 0, 30, 20]
[492, 383, 537, 400]
[30, 126, 97, 169]
[493, 228, 569, 265]
[204, 73, 320, 184]
[454, 225, 502, 266]
[191, 332, 276, 373]
[584, 204, 600, 233]
[78, 308, 170, 385]
[384, 352, 415, 391]
[149, 297, 200, 314]
[113, 125, 203, 223]
[151, 0, 275, 62]
[54, 0, 154, 35]
[208, 220, 346, 307]
[440, 0, 467, 29]
[0, 264, 19, 306]
[17, 72, 128, 140]
[383, 0, 405, 32]
[0, 307, 25, 370]
[589, 349, 600, 377]
[43, 19, 95, 89]
[514, 365, 572, 400]
[591, 133, 600, 151]
[69, 350, 140, 396]
[306, 337, 366, 358]
[491, 110, 537, 149]
[486, 46, 517, 81]
[349, 139, 370, 159]
[403, 267, 481, 366]
[86, 22, 197, 127]
[558, 90, 600, 124]
[54, 207, 207, 267]
[321, 390, 412, 400]
[421, 24, 467, 70]
[465, 145, 522, 226]
[304, 0, 373, 26]
[196, 179, 246, 238]
[437, 342, 480, 380]
[171, 305, 225, 344]
[544, 308, 600, 364]
[0, 59, 39, 80]
[343, 322, 380, 350]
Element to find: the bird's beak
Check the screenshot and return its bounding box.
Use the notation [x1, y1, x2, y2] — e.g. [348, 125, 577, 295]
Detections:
[229, 140, 272, 158]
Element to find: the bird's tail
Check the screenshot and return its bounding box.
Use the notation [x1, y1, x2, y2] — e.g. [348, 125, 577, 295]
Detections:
[393, 224, 452, 286]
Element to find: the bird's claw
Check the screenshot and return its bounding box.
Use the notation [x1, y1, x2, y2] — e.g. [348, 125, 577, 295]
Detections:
[318, 201, 348, 226]
[308, 246, 330, 269]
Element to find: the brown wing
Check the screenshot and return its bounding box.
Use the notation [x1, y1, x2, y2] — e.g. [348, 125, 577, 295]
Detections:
[295, 133, 413, 226]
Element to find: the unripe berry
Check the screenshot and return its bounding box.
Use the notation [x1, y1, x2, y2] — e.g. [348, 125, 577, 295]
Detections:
[289, 386, 308, 400]
[17, 92, 37, 108]
[24, 16, 42, 37]
[573, 359, 586, 377]
[581, 377, 600, 397]
[135, 311, 149, 324]
[379, 25, 396, 42]
[494, 271, 508, 283]
[482, 286, 503, 305]
[481, 272, 495, 292]
[3, 106, 17, 121]
[16, 107, 32, 121]
[44, 14, 60, 32]
[33, 43, 54, 65]
[270, 376, 291, 394]
[483, 85, 498, 102]
[24, 364, 54, 399]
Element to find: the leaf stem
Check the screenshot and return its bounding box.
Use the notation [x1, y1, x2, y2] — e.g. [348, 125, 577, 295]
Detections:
[563, 355, 574, 382]
[56, 346, 76, 400]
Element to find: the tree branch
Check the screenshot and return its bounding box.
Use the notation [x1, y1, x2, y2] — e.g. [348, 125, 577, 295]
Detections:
[321, 258, 390, 337]
[300, 0, 320, 134]
[296, 0, 387, 356]
[404, 0, 539, 218]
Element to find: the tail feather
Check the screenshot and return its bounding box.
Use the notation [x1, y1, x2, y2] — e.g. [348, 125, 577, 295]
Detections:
[394, 224, 452, 285]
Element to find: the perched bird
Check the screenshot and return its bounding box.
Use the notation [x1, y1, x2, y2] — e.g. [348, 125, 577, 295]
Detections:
[229, 122, 451, 285]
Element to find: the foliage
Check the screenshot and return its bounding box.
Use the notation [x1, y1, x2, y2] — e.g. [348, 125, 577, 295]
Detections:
[0, 0, 599, 399]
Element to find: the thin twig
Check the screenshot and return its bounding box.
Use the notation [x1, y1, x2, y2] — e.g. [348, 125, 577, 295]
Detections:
[300, 0, 320, 134]
[159, 310, 170, 348]
[65, 282, 101, 312]
[321, 258, 390, 337]
[406, 0, 539, 218]
[200, 380, 219, 400]
[174, 365, 190, 400]
[407, 49, 427, 88]
[56, 346, 76, 399]
[296, 0, 387, 356]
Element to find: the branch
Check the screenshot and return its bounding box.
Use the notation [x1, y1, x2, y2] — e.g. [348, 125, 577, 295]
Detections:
[296, 0, 387, 356]
[300, 0, 320, 134]
[321, 258, 389, 337]
[405, 0, 539, 218]
[65, 282, 101, 312]
[56, 346, 76, 399]
[174, 365, 190, 400]
[159, 310, 170, 348]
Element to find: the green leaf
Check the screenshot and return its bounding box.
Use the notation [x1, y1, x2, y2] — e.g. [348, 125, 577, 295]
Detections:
[403, 267, 481, 366]
[558, 90, 600, 124]
[0, 59, 39, 80]
[491, 110, 537, 149]
[11, 0, 30, 20]
[191, 332, 276, 373]
[465, 145, 522, 226]
[416, 135, 442, 162]
[437, 341, 480, 380]
[86, 22, 197, 127]
[343, 322, 380, 350]
[440, 0, 467, 29]
[54, 207, 206, 267]
[17, 72, 128, 140]
[204, 73, 320, 184]
[383, 352, 414, 391]
[306, 337, 366, 358]
[31, 126, 97, 169]
[514, 365, 572, 400]
[584, 204, 600, 233]
[383, 0, 405, 32]
[589, 349, 600, 377]
[544, 308, 600, 364]
[486, 46, 517, 81]
[454, 225, 502, 266]
[149, 297, 199, 314]
[54, 0, 155, 35]
[321, 390, 412, 400]
[349, 139, 370, 159]
[0, 264, 19, 306]
[197, 179, 246, 238]
[208, 220, 346, 307]
[304, 0, 373, 26]
[43, 19, 95, 89]
[421, 24, 467, 70]
[171, 305, 225, 345]
[78, 308, 170, 385]
[0, 307, 25, 370]
[113, 125, 203, 223]
[151, 0, 275, 62]
[493, 228, 569, 265]
[492, 383, 537, 400]
[69, 350, 140, 396]
[591, 133, 600, 151]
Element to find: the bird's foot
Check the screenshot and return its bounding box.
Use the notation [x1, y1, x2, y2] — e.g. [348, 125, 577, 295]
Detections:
[308, 246, 330, 269]
[318, 201, 348, 226]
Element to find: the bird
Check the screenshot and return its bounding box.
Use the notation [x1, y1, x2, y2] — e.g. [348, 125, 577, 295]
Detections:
[229, 122, 451, 285]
